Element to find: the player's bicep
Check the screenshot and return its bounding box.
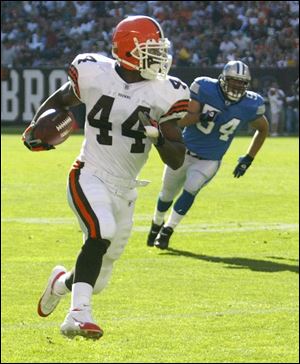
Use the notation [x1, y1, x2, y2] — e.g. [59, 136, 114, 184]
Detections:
[59, 81, 82, 107]
[178, 99, 202, 127]
[249, 115, 269, 132]
[37, 81, 81, 114]
[160, 120, 183, 142]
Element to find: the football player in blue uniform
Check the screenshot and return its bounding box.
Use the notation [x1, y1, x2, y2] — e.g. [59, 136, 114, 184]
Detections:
[146, 60, 269, 249]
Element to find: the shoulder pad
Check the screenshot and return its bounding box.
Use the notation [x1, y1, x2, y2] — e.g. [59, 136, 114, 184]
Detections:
[72, 53, 113, 66]
[154, 77, 190, 123]
[190, 77, 217, 96]
[71, 53, 114, 75]
[68, 53, 114, 100]
[166, 75, 189, 91]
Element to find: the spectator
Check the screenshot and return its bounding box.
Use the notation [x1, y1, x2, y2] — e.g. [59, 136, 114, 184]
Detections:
[177, 45, 191, 66]
[219, 34, 237, 55]
[268, 83, 286, 136]
[1, 38, 19, 66]
[233, 32, 252, 51]
[1, 1, 299, 69]
[285, 80, 299, 135]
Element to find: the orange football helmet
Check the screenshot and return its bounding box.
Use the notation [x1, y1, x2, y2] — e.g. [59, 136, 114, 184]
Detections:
[112, 16, 172, 80]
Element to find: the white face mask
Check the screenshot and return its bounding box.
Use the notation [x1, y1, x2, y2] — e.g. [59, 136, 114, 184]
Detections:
[140, 54, 172, 80]
[219, 76, 249, 101]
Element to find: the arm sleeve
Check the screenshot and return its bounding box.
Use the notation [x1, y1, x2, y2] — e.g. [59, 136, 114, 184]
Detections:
[68, 64, 81, 101]
[247, 96, 266, 122]
[159, 98, 189, 123]
[156, 78, 190, 124]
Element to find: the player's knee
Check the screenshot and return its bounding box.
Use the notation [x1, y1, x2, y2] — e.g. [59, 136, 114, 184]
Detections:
[159, 188, 176, 203]
[99, 220, 117, 241]
[83, 237, 111, 257]
[184, 186, 199, 196]
[184, 176, 205, 195]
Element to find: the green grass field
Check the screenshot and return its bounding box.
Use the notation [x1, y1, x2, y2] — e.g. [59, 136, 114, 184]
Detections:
[1, 132, 299, 363]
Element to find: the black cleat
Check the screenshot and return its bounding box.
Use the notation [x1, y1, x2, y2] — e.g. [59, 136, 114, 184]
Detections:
[154, 226, 174, 250]
[147, 221, 164, 247]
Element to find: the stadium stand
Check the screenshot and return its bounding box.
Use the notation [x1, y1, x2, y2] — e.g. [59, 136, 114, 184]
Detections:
[1, 1, 299, 134]
[1, 1, 299, 69]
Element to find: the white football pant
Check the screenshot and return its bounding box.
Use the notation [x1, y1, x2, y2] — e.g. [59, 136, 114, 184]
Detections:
[67, 162, 137, 294]
[159, 153, 221, 201]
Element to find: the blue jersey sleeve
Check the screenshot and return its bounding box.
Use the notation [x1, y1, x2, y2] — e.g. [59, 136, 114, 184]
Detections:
[190, 77, 201, 100]
[243, 92, 266, 123]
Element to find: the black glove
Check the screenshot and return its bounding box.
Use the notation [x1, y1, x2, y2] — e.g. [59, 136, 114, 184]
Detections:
[200, 110, 218, 123]
[233, 154, 254, 178]
[22, 124, 55, 152]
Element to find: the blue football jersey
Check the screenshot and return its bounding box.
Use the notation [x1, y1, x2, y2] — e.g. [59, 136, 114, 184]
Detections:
[183, 77, 265, 160]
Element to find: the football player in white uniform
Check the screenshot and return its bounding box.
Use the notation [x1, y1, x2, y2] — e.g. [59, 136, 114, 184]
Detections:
[22, 16, 189, 339]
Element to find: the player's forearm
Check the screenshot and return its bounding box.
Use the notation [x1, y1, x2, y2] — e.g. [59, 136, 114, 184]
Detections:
[31, 93, 62, 123]
[155, 140, 186, 170]
[178, 112, 199, 127]
[246, 129, 268, 158]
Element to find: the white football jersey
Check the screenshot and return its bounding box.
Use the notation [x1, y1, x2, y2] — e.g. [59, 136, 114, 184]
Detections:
[68, 53, 189, 181]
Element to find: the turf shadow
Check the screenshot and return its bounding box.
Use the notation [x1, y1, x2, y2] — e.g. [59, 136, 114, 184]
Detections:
[163, 248, 299, 274]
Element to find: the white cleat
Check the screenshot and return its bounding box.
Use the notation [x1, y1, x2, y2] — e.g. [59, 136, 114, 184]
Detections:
[37, 265, 67, 317]
[60, 306, 103, 340]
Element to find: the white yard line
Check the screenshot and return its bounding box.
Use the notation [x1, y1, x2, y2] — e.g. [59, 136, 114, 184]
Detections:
[134, 224, 298, 233]
[1, 217, 298, 232]
[1, 306, 298, 331]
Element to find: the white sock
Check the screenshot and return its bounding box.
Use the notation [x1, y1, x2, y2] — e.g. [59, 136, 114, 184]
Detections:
[53, 272, 70, 296]
[153, 208, 166, 226]
[71, 282, 93, 310]
[165, 209, 185, 230]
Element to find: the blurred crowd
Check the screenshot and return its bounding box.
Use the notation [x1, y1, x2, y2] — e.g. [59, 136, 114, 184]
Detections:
[1, 1, 299, 69]
[1, 1, 299, 135]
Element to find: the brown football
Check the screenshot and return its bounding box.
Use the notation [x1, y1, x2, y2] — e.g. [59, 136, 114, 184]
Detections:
[32, 109, 76, 146]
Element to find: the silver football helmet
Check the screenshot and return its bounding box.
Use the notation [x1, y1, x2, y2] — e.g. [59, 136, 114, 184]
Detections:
[219, 60, 251, 101]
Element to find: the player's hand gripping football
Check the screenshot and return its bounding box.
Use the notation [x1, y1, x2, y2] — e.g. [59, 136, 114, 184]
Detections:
[233, 154, 254, 178]
[138, 111, 165, 147]
[22, 124, 55, 152]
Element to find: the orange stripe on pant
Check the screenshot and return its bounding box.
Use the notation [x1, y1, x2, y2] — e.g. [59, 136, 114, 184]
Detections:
[69, 168, 99, 239]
